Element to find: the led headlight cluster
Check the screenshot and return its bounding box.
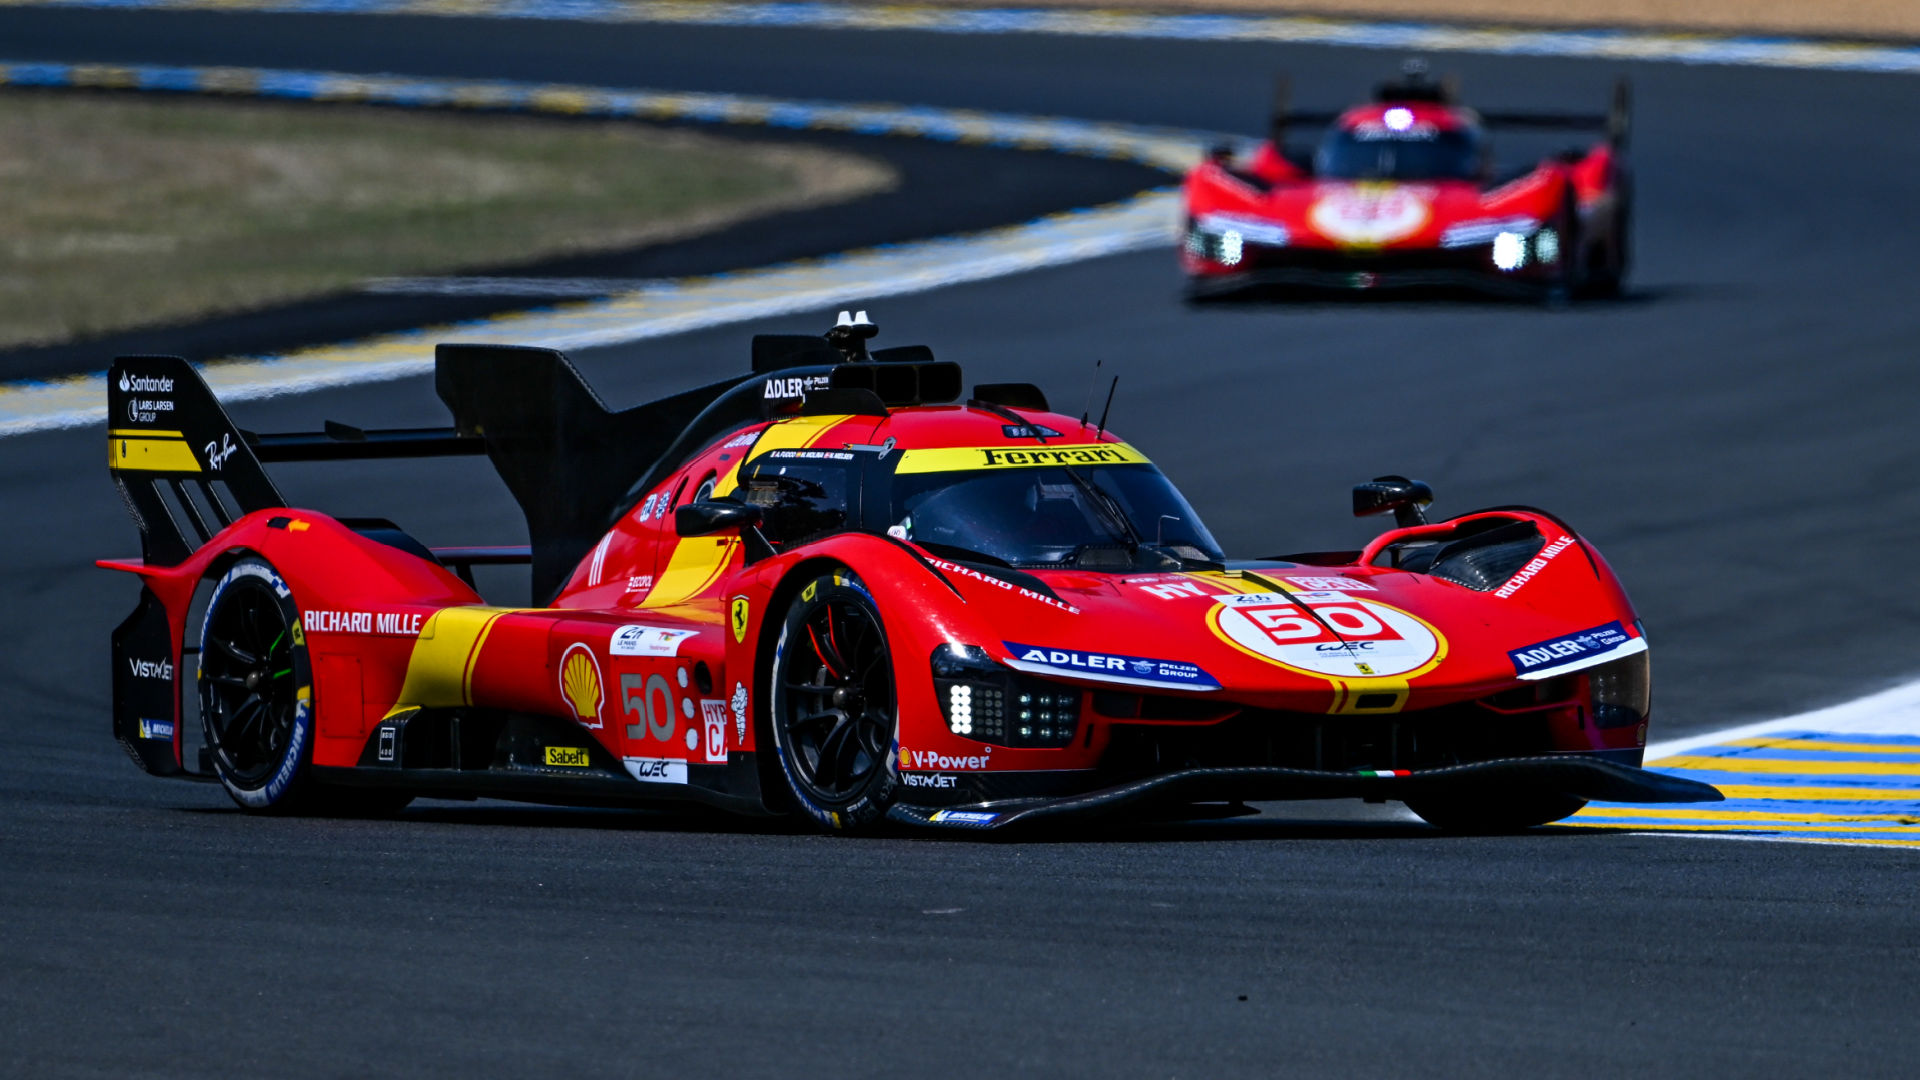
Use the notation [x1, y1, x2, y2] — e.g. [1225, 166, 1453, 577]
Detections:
[1440, 216, 1560, 273]
[944, 681, 1004, 738]
[1491, 226, 1561, 272]
[1187, 213, 1290, 268]
[1012, 689, 1079, 747]
[931, 644, 1080, 749]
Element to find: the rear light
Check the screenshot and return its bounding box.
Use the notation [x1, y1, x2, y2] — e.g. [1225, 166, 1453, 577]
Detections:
[930, 644, 1079, 749]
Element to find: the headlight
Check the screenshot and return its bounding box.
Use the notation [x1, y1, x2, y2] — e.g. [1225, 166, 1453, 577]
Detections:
[1219, 230, 1244, 266]
[1189, 213, 1287, 266]
[929, 644, 1079, 748]
[1532, 227, 1561, 266]
[1588, 649, 1650, 730]
[1491, 231, 1528, 271]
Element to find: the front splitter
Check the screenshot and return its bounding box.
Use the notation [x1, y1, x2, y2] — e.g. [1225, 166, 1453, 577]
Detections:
[888, 755, 1723, 832]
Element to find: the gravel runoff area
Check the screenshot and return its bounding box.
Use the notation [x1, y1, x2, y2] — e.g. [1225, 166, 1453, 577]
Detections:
[918, 0, 1920, 41]
[0, 91, 896, 349]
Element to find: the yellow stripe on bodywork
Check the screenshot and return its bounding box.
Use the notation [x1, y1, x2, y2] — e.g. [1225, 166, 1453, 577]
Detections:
[642, 537, 739, 609]
[382, 606, 519, 719]
[894, 442, 1148, 474]
[712, 414, 855, 497]
[638, 414, 856, 608]
[108, 428, 182, 439]
[109, 435, 199, 472]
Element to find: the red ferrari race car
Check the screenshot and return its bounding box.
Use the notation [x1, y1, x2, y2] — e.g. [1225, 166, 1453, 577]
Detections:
[1182, 63, 1631, 302]
[101, 313, 1717, 832]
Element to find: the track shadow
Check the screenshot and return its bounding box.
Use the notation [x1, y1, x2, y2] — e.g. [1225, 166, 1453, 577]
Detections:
[175, 798, 1626, 844]
[1184, 282, 1699, 312]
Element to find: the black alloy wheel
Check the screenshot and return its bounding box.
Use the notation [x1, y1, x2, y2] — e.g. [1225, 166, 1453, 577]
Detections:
[200, 557, 311, 811]
[770, 571, 899, 831]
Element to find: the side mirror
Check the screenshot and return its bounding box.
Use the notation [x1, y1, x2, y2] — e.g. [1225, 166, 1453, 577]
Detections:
[675, 499, 762, 538]
[1353, 475, 1432, 529]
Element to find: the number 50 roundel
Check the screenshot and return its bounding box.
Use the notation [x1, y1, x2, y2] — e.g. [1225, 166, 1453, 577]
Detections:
[1208, 592, 1444, 679]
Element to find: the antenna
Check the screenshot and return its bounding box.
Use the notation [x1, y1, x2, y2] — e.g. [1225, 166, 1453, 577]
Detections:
[1078, 359, 1104, 429]
[1095, 375, 1118, 437]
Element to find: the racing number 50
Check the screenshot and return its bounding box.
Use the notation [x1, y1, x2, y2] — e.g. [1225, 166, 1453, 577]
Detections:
[1251, 603, 1385, 641]
[621, 672, 676, 742]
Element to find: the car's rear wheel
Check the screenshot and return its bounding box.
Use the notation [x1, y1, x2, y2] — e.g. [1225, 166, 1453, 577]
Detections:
[199, 557, 411, 818]
[767, 570, 899, 832]
[199, 557, 316, 813]
[1405, 790, 1587, 833]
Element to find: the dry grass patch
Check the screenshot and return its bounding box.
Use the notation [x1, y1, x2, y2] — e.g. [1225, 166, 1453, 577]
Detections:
[0, 91, 897, 347]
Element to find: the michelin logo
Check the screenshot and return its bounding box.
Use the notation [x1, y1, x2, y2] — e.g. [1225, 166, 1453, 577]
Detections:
[137, 718, 175, 741]
[1509, 621, 1644, 680]
[1003, 641, 1219, 690]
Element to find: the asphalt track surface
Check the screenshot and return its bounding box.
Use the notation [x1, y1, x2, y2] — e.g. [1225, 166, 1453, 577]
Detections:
[4, 9, 1920, 1078]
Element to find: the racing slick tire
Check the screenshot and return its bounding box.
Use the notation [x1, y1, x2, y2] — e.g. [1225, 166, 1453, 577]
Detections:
[1404, 791, 1587, 833]
[1542, 187, 1583, 307]
[198, 557, 413, 817]
[1586, 175, 1632, 299]
[198, 556, 320, 814]
[767, 569, 900, 833]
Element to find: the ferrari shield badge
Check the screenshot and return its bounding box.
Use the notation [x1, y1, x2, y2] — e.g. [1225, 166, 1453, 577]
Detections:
[730, 596, 750, 643]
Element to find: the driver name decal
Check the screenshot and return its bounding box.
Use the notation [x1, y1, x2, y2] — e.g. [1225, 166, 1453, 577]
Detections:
[927, 558, 1080, 614]
[1003, 641, 1219, 690]
[895, 443, 1150, 474]
[1209, 592, 1442, 679]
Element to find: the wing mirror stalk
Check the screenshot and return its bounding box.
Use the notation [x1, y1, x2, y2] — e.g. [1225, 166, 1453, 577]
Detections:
[1353, 475, 1433, 530]
[675, 499, 775, 562]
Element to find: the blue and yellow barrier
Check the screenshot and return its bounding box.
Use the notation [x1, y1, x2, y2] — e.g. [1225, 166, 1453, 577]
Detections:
[4, 0, 1918, 76]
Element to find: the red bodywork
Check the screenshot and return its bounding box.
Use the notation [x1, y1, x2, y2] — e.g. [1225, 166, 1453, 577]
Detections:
[102, 367, 1660, 826]
[1182, 98, 1630, 299]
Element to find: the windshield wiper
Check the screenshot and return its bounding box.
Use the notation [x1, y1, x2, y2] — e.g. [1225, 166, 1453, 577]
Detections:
[1061, 465, 1141, 551]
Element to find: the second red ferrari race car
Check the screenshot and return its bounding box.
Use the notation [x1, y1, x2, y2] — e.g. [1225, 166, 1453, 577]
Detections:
[101, 313, 1716, 832]
[1182, 63, 1632, 302]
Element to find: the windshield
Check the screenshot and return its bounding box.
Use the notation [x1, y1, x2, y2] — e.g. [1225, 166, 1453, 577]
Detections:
[889, 464, 1224, 570]
[1315, 127, 1482, 181]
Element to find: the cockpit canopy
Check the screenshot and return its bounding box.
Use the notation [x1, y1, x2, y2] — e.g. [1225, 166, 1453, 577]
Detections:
[1315, 104, 1485, 182]
[736, 438, 1224, 571]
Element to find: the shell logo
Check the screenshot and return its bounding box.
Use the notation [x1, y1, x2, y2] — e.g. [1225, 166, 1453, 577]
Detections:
[559, 643, 604, 728]
[1308, 184, 1432, 247]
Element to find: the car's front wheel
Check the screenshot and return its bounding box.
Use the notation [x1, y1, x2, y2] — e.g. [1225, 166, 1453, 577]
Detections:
[767, 569, 899, 832]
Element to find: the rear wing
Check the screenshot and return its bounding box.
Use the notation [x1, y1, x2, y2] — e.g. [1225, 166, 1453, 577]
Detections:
[1267, 74, 1630, 149]
[105, 318, 964, 604]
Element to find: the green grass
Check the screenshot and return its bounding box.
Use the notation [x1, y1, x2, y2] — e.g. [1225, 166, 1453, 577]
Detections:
[0, 91, 896, 348]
